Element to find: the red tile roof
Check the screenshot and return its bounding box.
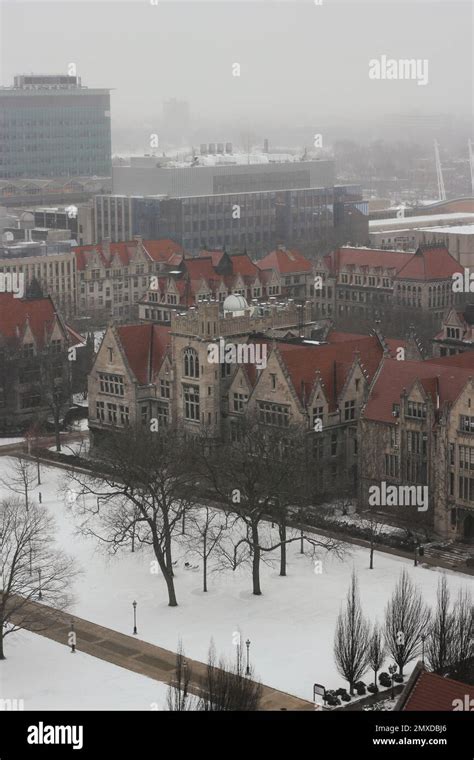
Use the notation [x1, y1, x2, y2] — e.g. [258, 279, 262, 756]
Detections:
[74, 239, 183, 271]
[228, 253, 260, 277]
[324, 247, 410, 274]
[277, 336, 383, 407]
[396, 665, 472, 711]
[396, 246, 462, 280]
[257, 247, 312, 274]
[116, 324, 171, 385]
[362, 357, 474, 423]
[199, 250, 225, 267]
[0, 293, 64, 349]
[323, 245, 461, 281]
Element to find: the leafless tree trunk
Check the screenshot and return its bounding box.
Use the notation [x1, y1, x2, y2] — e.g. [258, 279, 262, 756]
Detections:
[181, 506, 228, 593]
[0, 497, 78, 660]
[64, 426, 198, 607]
[197, 420, 344, 596]
[0, 456, 37, 512]
[384, 568, 431, 677]
[333, 571, 370, 694]
[368, 621, 385, 692]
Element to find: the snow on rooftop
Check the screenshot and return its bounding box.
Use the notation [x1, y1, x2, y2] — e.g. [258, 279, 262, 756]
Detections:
[416, 224, 474, 235]
[370, 213, 474, 229]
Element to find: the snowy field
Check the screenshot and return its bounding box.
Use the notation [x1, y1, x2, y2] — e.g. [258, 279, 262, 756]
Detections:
[0, 630, 169, 711]
[1, 454, 473, 705]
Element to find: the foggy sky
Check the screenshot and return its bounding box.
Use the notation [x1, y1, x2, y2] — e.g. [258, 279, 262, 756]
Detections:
[0, 0, 472, 146]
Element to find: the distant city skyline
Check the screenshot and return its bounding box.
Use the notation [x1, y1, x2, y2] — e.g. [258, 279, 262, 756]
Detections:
[1, 0, 471, 152]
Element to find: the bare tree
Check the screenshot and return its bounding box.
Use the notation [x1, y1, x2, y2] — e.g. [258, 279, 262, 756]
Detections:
[0, 456, 37, 511]
[368, 621, 386, 692]
[64, 426, 199, 607]
[181, 506, 228, 593]
[39, 346, 73, 453]
[365, 510, 385, 570]
[450, 587, 473, 680]
[0, 497, 77, 660]
[166, 642, 196, 711]
[384, 568, 431, 677]
[426, 574, 455, 674]
[333, 571, 370, 694]
[198, 419, 343, 595]
[198, 641, 263, 711]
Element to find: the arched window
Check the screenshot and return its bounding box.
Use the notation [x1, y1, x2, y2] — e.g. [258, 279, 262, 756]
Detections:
[184, 347, 199, 379]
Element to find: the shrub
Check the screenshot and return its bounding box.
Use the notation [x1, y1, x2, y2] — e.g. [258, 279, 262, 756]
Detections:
[340, 692, 351, 702]
[392, 673, 404, 684]
[367, 683, 378, 694]
[379, 672, 392, 688]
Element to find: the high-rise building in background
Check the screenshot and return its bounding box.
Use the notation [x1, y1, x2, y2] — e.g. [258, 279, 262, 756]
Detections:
[0, 75, 112, 179]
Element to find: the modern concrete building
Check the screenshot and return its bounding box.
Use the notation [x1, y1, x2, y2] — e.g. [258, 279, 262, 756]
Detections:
[0, 74, 112, 179]
[112, 157, 335, 197]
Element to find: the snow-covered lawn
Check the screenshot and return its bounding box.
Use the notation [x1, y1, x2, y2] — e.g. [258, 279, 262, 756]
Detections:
[0, 630, 169, 711]
[0, 437, 25, 447]
[1, 454, 473, 705]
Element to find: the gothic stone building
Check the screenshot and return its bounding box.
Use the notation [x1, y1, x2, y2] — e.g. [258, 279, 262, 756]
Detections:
[313, 244, 462, 323]
[0, 292, 86, 434]
[359, 352, 474, 540]
[88, 299, 412, 495]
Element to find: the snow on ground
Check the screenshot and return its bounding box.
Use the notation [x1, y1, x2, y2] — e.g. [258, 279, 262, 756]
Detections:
[0, 629, 169, 711]
[0, 437, 25, 447]
[1, 454, 473, 705]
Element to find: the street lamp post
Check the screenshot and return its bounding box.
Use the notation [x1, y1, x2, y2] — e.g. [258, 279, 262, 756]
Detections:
[38, 568, 42, 600]
[132, 600, 137, 635]
[421, 633, 426, 664]
[245, 639, 251, 676]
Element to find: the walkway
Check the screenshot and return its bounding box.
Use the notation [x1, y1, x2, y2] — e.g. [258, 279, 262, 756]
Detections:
[7, 596, 315, 711]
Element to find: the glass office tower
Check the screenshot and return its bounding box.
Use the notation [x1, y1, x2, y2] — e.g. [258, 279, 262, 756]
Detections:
[0, 75, 112, 179]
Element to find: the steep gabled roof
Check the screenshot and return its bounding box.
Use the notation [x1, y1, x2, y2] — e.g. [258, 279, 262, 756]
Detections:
[0, 293, 64, 349]
[116, 324, 171, 385]
[396, 246, 462, 280]
[363, 357, 474, 423]
[257, 247, 312, 274]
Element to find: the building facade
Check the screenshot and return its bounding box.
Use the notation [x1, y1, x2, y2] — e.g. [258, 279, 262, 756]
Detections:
[314, 244, 463, 324]
[94, 184, 367, 256]
[0, 241, 77, 316]
[0, 293, 85, 434]
[0, 75, 111, 179]
[359, 352, 474, 541]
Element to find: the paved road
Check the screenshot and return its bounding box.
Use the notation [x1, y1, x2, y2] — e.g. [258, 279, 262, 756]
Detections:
[7, 597, 315, 711]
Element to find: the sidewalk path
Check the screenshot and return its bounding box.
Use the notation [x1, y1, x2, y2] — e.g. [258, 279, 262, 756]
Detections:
[8, 597, 315, 711]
